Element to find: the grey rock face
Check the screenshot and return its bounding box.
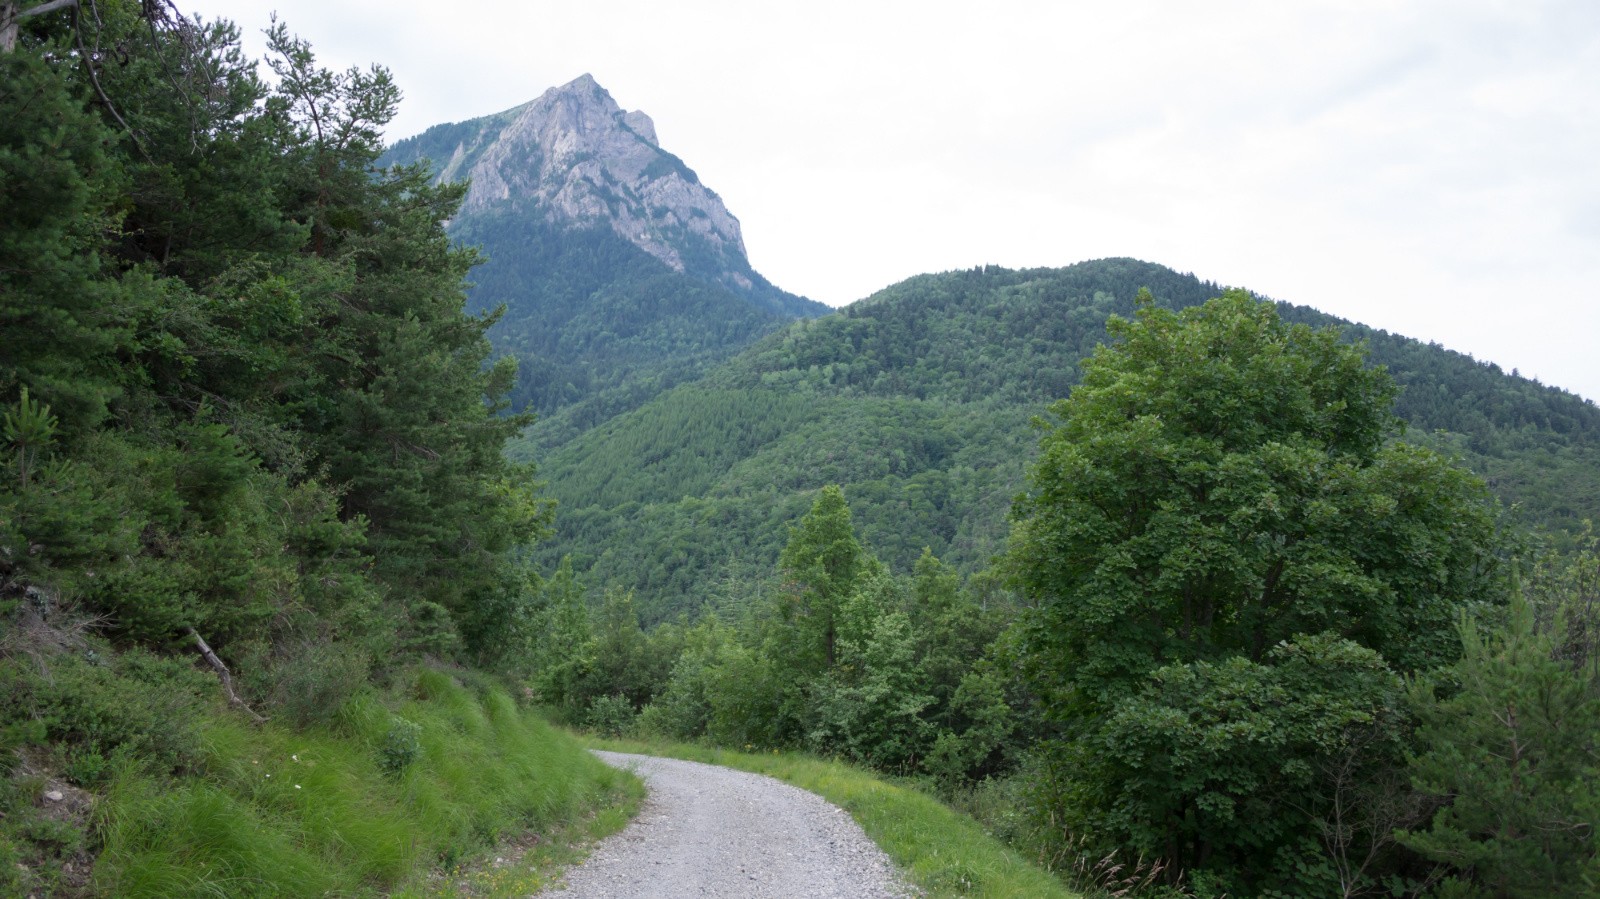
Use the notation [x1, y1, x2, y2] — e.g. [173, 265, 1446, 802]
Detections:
[444, 74, 748, 279]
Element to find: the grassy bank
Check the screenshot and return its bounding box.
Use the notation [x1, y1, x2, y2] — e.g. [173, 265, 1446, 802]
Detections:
[74, 668, 639, 897]
[584, 735, 1077, 899]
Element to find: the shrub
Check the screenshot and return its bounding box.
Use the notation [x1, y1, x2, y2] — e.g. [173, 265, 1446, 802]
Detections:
[240, 638, 371, 727]
[585, 694, 636, 738]
[378, 715, 422, 774]
[0, 645, 212, 780]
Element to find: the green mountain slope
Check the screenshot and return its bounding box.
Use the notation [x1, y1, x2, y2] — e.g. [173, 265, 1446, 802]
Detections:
[522, 259, 1600, 622]
[448, 212, 800, 422]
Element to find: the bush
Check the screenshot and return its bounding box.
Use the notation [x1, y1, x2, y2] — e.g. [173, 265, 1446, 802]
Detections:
[378, 715, 421, 774]
[0, 644, 213, 780]
[585, 694, 636, 738]
[239, 638, 371, 727]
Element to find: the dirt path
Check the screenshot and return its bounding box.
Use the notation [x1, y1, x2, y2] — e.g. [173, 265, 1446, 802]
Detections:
[538, 751, 913, 898]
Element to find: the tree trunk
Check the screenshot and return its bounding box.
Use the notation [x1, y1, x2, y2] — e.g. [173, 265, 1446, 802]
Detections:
[1, 3, 18, 52]
[1, 0, 80, 54]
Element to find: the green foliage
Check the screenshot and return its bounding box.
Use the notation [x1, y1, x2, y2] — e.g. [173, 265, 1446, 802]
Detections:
[2, 387, 57, 489]
[0, 4, 547, 668]
[449, 217, 806, 419]
[238, 637, 374, 729]
[0, 642, 214, 783]
[0, 49, 124, 436]
[0, 767, 92, 898]
[1009, 291, 1505, 893]
[777, 484, 874, 672]
[1400, 595, 1600, 897]
[809, 603, 936, 772]
[529, 260, 1596, 627]
[378, 715, 423, 775]
[0, 11, 578, 886]
[1525, 521, 1600, 667]
[526, 557, 596, 711]
[924, 667, 1015, 787]
[585, 695, 638, 738]
[573, 487, 1028, 799]
[1093, 634, 1405, 893]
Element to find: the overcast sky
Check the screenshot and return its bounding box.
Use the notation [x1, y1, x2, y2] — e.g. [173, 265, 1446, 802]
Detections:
[189, 0, 1600, 402]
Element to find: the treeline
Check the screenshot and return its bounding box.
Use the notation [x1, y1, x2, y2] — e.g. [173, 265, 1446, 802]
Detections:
[1, 6, 554, 885]
[536, 294, 1600, 898]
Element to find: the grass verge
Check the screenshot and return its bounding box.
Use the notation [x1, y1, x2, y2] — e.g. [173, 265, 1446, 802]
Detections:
[91, 668, 642, 897]
[584, 735, 1078, 899]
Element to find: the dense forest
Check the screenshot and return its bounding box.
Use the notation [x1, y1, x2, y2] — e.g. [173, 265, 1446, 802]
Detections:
[531, 294, 1600, 897]
[448, 215, 796, 420]
[525, 259, 1600, 624]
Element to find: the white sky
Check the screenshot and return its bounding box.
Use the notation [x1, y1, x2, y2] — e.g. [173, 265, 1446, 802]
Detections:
[189, 0, 1600, 402]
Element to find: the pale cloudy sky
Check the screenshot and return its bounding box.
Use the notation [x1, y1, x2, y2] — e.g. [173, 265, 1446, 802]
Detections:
[190, 0, 1600, 402]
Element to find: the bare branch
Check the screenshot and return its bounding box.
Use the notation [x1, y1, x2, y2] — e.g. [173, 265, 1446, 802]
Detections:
[186, 626, 268, 724]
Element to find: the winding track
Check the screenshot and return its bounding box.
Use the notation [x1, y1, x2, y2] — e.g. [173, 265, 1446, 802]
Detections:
[539, 751, 912, 898]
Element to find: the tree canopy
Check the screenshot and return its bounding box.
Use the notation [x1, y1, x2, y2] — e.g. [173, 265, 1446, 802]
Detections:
[1, 4, 545, 679]
[1010, 290, 1504, 894]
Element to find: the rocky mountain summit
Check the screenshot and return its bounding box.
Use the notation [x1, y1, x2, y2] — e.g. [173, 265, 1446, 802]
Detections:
[386, 75, 812, 315]
[380, 76, 823, 420]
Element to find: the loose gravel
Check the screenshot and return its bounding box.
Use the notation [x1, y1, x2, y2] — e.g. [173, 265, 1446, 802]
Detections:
[538, 751, 914, 898]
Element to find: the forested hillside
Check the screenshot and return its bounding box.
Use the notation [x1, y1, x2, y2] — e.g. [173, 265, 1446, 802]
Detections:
[6, 4, 1597, 895]
[524, 259, 1600, 622]
[448, 214, 800, 427]
[540, 291, 1600, 889]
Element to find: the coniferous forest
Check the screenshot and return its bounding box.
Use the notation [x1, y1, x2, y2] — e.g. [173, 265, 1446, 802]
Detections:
[2, 3, 1599, 898]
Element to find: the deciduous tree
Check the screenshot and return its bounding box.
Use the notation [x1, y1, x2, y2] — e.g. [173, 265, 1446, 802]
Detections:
[1010, 290, 1502, 893]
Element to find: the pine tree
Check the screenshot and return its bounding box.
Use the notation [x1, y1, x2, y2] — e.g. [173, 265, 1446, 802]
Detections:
[1401, 595, 1600, 897]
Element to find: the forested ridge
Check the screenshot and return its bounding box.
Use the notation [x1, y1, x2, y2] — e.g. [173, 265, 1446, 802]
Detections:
[447, 214, 796, 421]
[527, 259, 1600, 623]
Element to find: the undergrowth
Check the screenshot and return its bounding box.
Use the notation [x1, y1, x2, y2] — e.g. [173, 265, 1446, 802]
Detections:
[4, 655, 639, 897]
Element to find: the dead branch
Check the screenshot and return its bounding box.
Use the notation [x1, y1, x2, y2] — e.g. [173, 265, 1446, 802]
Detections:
[185, 626, 267, 724]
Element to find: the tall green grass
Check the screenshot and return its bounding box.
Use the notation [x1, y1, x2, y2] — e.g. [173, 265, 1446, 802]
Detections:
[93, 669, 641, 897]
[587, 736, 1078, 899]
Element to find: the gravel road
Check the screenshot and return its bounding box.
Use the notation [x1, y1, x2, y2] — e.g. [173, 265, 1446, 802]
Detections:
[538, 751, 913, 898]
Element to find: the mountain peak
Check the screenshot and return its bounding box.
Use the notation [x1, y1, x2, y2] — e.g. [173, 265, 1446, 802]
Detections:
[383, 77, 827, 319]
[391, 75, 750, 288]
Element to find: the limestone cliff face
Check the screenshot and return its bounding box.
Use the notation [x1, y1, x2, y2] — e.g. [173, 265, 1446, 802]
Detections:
[413, 74, 754, 290]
